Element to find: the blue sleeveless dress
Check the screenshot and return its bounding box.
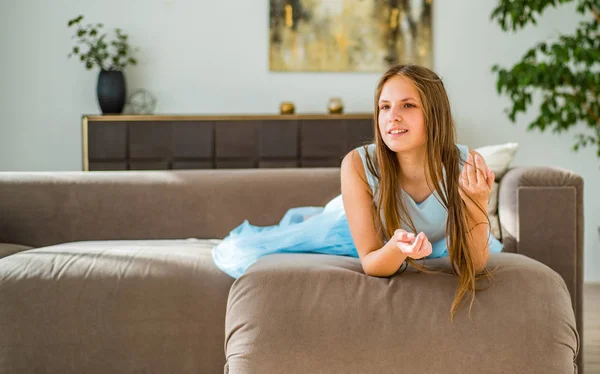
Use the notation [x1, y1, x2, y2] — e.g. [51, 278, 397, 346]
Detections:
[212, 143, 503, 278]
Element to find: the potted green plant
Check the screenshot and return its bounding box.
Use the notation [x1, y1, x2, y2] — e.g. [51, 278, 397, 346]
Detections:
[67, 15, 138, 114]
[490, 1, 599, 158]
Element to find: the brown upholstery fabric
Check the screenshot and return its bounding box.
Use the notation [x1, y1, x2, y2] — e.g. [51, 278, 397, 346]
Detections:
[0, 243, 31, 259]
[0, 167, 583, 373]
[225, 253, 579, 374]
[0, 239, 232, 374]
[0, 169, 341, 248]
[498, 166, 584, 371]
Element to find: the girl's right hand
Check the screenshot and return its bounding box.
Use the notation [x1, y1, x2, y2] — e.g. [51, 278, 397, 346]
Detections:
[393, 229, 432, 260]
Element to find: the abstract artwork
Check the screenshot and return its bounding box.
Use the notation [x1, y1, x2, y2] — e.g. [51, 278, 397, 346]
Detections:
[269, 0, 433, 72]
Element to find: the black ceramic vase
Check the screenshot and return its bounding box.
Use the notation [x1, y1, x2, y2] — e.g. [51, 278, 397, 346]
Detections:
[97, 70, 126, 114]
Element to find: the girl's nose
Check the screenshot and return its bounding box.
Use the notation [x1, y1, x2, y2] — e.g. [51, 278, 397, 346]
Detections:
[389, 108, 403, 123]
[389, 105, 403, 119]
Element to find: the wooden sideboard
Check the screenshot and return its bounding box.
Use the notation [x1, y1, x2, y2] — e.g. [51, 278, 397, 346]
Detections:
[82, 114, 374, 171]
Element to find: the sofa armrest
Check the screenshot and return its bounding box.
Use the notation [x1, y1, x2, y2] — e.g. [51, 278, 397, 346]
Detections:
[498, 165, 583, 368]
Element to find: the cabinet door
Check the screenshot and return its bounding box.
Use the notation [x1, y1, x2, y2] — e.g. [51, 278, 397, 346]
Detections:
[300, 119, 345, 159]
[87, 121, 128, 171]
[215, 121, 258, 164]
[88, 121, 127, 160]
[259, 119, 298, 158]
[129, 122, 172, 160]
[259, 119, 298, 167]
[172, 121, 214, 159]
[345, 118, 373, 153]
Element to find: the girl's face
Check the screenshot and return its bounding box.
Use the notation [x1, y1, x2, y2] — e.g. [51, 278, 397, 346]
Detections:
[377, 75, 427, 154]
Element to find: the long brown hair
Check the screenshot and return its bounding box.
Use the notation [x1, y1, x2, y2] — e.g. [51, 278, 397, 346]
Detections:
[363, 64, 492, 321]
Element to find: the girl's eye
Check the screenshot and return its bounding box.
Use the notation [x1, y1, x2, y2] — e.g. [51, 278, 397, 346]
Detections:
[380, 105, 390, 110]
[404, 103, 416, 108]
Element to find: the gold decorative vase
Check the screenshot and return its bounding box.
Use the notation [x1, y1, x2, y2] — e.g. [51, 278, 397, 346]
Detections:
[280, 102, 295, 115]
[328, 97, 344, 114]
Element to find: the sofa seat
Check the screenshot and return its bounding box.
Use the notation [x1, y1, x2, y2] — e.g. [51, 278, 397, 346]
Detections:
[225, 252, 579, 374]
[0, 239, 234, 374]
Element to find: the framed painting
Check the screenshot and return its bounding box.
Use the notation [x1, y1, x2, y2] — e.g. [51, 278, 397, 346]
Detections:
[269, 0, 433, 72]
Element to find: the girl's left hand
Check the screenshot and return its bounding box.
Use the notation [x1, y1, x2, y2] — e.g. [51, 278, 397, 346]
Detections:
[458, 152, 494, 207]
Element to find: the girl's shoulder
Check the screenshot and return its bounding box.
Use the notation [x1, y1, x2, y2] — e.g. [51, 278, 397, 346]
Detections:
[351, 142, 470, 196]
[355, 143, 469, 161]
[353, 143, 378, 194]
[355, 143, 376, 158]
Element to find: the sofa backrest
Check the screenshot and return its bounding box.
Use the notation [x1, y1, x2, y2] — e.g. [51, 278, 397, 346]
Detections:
[0, 169, 341, 247]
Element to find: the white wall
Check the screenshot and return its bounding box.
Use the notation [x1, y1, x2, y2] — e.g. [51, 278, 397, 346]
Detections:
[1, 0, 599, 282]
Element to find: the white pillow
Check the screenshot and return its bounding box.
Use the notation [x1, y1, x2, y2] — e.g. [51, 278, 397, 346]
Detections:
[488, 181, 499, 214]
[473, 142, 519, 241]
[474, 143, 519, 180]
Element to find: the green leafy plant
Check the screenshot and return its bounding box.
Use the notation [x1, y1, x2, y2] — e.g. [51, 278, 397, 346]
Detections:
[490, 0, 600, 156]
[67, 15, 138, 71]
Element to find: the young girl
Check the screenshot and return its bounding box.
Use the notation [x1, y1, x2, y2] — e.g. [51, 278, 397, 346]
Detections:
[212, 64, 502, 317]
[342, 64, 502, 317]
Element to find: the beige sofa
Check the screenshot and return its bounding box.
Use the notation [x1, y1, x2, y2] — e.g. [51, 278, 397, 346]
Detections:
[0, 167, 583, 373]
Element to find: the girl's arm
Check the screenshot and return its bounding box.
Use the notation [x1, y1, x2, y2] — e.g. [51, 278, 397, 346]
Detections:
[459, 150, 496, 273]
[341, 150, 408, 277]
[464, 198, 490, 273]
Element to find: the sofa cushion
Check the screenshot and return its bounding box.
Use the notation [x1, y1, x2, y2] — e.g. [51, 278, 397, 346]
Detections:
[225, 252, 578, 373]
[0, 239, 233, 374]
[0, 243, 32, 259]
[475, 143, 519, 241]
[475, 143, 519, 180]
